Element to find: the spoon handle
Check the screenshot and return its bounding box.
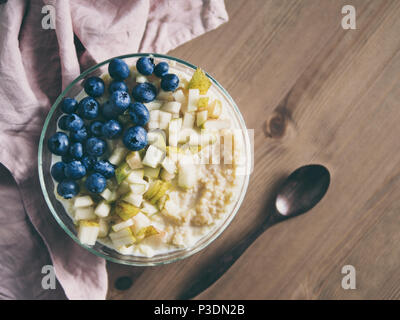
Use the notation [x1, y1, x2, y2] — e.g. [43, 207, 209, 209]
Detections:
[179, 213, 280, 300]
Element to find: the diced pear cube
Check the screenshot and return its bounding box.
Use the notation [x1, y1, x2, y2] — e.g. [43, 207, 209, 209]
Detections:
[126, 151, 143, 170]
[187, 89, 200, 112]
[115, 162, 132, 184]
[197, 97, 209, 110]
[161, 101, 181, 114]
[94, 200, 111, 218]
[161, 157, 177, 174]
[142, 145, 165, 168]
[78, 221, 99, 246]
[178, 162, 197, 189]
[98, 218, 109, 238]
[141, 201, 159, 216]
[75, 207, 96, 221]
[126, 169, 144, 183]
[149, 110, 160, 123]
[145, 100, 163, 111]
[143, 166, 161, 179]
[196, 110, 208, 127]
[130, 212, 151, 234]
[115, 201, 140, 220]
[117, 180, 130, 196]
[108, 146, 129, 166]
[73, 195, 93, 208]
[182, 112, 195, 128]
[100, 188, 118, 203]
[169, 118, 182, 132]
[172, 89, 186, 104]
[109, 228, 136, 248]
[157, 89, 174, 101]
[129, 180, 148, 194]
[118, 245, 134, 255]
[158, 111, 172, 130]
[123, 193, 143, 207]
[148, 121, 160, 130]
[147, 130, 167, 151]
[112, 218, 134, 232]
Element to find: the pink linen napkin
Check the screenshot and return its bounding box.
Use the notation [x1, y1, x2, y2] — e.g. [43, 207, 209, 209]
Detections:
[0, 0, 228, 300]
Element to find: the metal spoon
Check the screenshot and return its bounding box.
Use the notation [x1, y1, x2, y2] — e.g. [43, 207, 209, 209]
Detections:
[179, 164, 330, 300]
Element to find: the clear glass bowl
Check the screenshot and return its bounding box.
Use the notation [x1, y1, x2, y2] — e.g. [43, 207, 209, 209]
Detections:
[38, 53, 251, 266]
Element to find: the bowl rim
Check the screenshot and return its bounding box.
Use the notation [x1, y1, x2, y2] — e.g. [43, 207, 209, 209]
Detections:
[38, 53, 251, 266]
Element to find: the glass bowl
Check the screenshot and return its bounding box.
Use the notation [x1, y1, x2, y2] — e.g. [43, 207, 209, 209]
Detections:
[38, 53, 251, 266]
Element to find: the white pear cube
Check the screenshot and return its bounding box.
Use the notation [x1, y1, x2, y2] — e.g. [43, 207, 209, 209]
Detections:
[126, 151, 143, 170]
[94, 200, 111, 218]
[109, 228, 136, 248]
[131, 212, 152, 234]
[123, 193, 143, 207]
[187, 89, 200, 112]
[118, 245, 135, 255]
[196, 110, 208, 127]
[161, 157, 177, 174]
[172, 90, 186, 104]
[142, 145, 165, 168]
[98, 218, 109, 238]
[169, 118, 182, 132]
[75, 207, 96, 221]
[141, 201, 159, 216]
[109, 147, 129, 166]
[74, 196, 93, 208]
[126, 169, 144, 183]
[147, 129, 167, 151]
[149, 110, 160, 123]
[178, 162, 197, 189]
[145, 100, 163, 111]
[112, 219, 134, 232]
[182, 112, 195, 128]
[161, 101, 181, 114]
[129, 180, 148, 194]
[158, 111, 172, 130]
[157, 90, 174, 101]
[78, 221, 99, 246]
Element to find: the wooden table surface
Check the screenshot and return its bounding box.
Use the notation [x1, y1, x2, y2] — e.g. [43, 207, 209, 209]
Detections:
[107, 0, 400, 300]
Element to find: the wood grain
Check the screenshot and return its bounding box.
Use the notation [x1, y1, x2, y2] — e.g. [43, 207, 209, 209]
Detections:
[107, 0, 400, 300]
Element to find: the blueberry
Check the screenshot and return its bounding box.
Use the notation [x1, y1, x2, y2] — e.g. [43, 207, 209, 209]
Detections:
[89, 120, 104, 137]
[62, 154, 74, 163]
[154, 62, 169, 77]
[48, 132, 69, 156]
[69, 142, 84, 159]
[85, 173, 107, 193]
[57, 180, 80, 199]
[123, 126, 148, 151]
[70, 126, 89, 143]
[77, 97, 99, 120]
[93, 160, 115, 179]
[128, 102, 150, 126]
[132, 82, 157, 103]
[81, 155, 97, 171]
[102, 101, 119, 120]
[84, 76, 105, 98]
[51, 162, 66, 182]
[64, 160, 86, 180]
[85, 137, 107, 157]
[108, 58, 130, 80]
[61, 98, 78, 114]
[136, 57, 155, 76]
[161, 73, 179, 91]
[65, 113, 84, 131]
[109, 90, 131, 114]
[109, 80, 128, 94]
[58, 115, 69, 130]
[102, 119, 122, 139]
